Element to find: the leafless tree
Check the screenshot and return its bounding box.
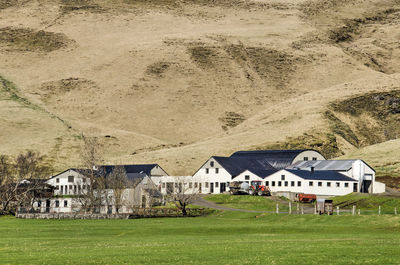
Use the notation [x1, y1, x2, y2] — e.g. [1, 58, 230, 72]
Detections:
[166, 177, 199, 216]
[0, 151, 51, 215]
[105, 165, 127, 214]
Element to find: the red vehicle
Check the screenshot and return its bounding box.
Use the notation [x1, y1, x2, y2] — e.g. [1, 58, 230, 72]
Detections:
[295, 193, 316, 203]
[249, 181, 270, 196]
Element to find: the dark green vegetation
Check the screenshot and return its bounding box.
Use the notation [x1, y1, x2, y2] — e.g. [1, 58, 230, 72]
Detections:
[1, 212, 400, 264]
[332, 193, 400, 214]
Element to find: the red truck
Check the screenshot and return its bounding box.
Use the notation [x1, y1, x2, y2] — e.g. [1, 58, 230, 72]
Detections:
[295, 193, 317, 203]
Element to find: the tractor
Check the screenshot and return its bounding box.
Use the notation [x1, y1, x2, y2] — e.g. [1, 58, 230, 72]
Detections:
[248, 180, 270, 196]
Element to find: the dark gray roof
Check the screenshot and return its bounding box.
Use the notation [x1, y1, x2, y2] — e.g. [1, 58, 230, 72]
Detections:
[213, 156, 276, 178]
[230, 149, 323, 169]
[285, 169, 357, 182]
[243, 168, 278, 179]
[100, 164, 159, 176]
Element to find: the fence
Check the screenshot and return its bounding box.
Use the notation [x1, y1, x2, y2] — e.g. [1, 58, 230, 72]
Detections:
[272, 202, 399, 215]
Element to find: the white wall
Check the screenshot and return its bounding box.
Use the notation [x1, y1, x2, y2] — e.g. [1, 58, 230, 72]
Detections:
[265, 170, 356, 196]
[292, 150, 325, 164]
[46, 169, 91, 196]
[373, 181, 386, 193]
[192, 157, 232, 194]
[233, 170, 265, 183]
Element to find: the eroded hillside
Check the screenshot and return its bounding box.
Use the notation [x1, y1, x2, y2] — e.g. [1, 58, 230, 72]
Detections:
[0, 0, 399, 175]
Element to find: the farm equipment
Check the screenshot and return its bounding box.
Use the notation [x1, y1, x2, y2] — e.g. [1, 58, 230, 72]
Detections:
[316, 199, 333, 215]
[229, 181, 249, 195]
[229, 181, 270, 196]
[295, 193, 317, 203]
[249, 181, 270, 196]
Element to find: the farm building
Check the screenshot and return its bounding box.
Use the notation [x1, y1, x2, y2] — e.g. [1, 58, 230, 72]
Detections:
[287, 160, 385, 194]
[38, 164, 165, 214]
[191, 149, 326, 194]
[233, 168, 358, 197]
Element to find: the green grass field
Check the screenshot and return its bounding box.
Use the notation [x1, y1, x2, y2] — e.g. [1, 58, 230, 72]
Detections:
[1, 211, 400, 264]
[205, 194, 290, 211]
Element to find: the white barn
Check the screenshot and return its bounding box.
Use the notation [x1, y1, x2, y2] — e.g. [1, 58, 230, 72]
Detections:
[288, 160, 385, 194]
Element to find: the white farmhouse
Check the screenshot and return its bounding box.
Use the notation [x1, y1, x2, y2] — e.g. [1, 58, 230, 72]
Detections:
[288, 160, 385, 194]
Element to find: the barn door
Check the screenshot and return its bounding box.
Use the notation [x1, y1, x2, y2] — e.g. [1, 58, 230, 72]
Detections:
[210, 183, 214, 193]
[220, 183, 226, 193]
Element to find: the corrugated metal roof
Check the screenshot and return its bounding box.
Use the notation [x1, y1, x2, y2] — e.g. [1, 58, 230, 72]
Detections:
[245, 168, 278, 179]
[230, 149, 318, 169]
[213, 156, 276, 178]
[286, 169, 357, 181]
[288, 160, 357, 171]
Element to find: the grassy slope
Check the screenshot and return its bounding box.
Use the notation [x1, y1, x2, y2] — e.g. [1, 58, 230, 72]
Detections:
[332, 193, 400, 213]
[0, 0, 400, 176]
[1, 213, 400, 264]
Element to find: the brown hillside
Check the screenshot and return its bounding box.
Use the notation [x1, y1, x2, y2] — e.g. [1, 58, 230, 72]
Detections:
[0, 0, 400, 176]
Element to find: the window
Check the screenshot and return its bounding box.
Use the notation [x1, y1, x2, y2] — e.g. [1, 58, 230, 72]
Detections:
[60, 186, 63, 194]
[312, 157, 317, 160]
[205, 168, 209, 174]
[245, 175, 250, 180]
[210, 161, 214, 167]
[265, 181, 269, 186]
[56, 178, 60, 183]
[82, 185, 86, 190]
[189, 182, 193, 188]
[175, 183, 178, 188]
[78, 185, 81, 192]
[309, 181, 313, 186]
[281, 175, 285, 180]
[284, 181, 288, 187]
[74, 185, 77, 192]
[336, 182, 340, 188]
[82, 178, 86, 183]
[162, 183, 166, 188]
[55, 200, 59, 208]
[65, 185, 68, 193]
[64, 200, 68, 207]
[291, 181, 295, 187]
[272, 181, 275, 187]
[327, 182, 331, 187]
[298, 181, 301, 187]
[195, 182, 198, 188]
[304, 157, 309, 161]
[205, 182, 209, 188]
[278, 181, 282, 187]
[318, 182, 322, 187]
[215, 168, 219, 174]
[345, 183, 349, 188]
[215, 182, 219, 188]
[68, 176, 74, 182]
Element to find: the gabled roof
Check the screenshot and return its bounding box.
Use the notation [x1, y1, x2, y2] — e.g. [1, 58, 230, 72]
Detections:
[213, 156, 276, 178]
[230, 149, 323, 169]
[285, 169, 357, 182]
[99, 164, 159, 176]
[242, 168, 278, 179]
[288, 160, 375, 172]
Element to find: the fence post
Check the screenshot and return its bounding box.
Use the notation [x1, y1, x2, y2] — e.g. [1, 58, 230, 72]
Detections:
[314, 204, 317, 215]
[301, 205, 304, 215]
[276, 203, 279, 214]
[395, 207, 397, 215]
[358, 209, 360, 215]
[297, 203, 299, 214]
[352, 205, 356, 216]
[379, 206, 381, 215]
[289, 202, 292, 215]
[336, 206, 340, 216]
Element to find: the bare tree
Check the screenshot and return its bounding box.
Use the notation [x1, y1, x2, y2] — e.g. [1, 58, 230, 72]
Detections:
[105, 165, 127, 214]
[0, 151, 51, 215]
[166, 177, 199, 217]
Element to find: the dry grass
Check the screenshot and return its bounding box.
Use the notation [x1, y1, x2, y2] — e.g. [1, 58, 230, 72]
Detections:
[0, 0, 400, 178]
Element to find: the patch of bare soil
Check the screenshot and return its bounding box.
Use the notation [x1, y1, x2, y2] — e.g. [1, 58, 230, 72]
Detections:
[0, 27, 73, 52]
[219, 111, 246, 131]
[40, 78, 98, 101]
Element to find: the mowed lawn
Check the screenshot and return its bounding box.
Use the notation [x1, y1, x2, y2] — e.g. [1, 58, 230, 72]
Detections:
[1, 212, 400, 265]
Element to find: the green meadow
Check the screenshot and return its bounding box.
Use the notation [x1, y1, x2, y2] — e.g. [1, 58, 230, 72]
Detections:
[1, 211, 400, 265]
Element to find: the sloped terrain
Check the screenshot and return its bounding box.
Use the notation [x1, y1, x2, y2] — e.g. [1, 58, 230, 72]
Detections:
[0, 0, 399, 176]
